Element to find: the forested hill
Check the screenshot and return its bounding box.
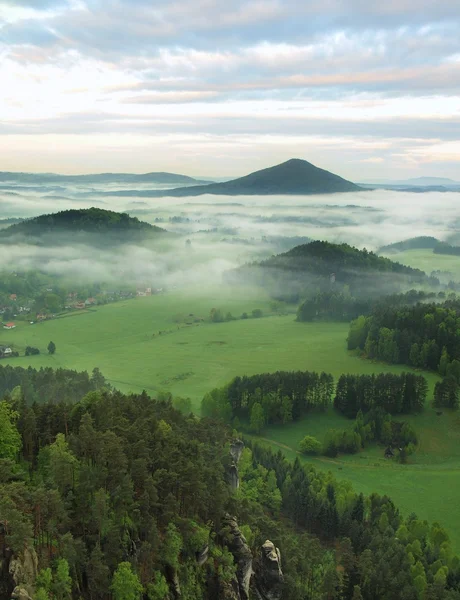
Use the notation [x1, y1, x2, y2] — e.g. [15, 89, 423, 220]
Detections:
[379, 236, 441, 254]
[93, 158, 361, 197]
[229, 240, 431, 301]
[0, 208, 166, 243]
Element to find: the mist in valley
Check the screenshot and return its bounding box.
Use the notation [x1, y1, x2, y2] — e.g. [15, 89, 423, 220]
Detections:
[1, 175, 460, 290]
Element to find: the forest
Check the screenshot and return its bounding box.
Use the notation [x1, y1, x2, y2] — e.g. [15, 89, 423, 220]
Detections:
[230, 241, 435, 303]
[2, 366, 460, 600]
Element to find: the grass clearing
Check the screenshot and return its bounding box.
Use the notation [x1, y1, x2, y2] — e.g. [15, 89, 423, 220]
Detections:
[381, 248, 460, 278]
[3, 283, 458, 544]
[252, 403, 460, 548]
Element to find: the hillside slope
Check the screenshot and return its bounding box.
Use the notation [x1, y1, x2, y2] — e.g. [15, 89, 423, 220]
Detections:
[0, 208, 166, 245]
[229, 240, 430, 301]
[92, 159, 361, 197]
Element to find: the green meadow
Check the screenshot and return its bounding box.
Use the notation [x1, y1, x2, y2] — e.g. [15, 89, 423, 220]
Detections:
[382, 248, 460, 278]
[0, 284, 436, 405]
[251, 403, 460, 548]
[4, 282, 460, 545]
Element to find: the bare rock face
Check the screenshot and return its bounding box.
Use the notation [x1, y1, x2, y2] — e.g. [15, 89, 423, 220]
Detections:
[196, 543, 209, 566]
[11, 587, 34, 600]
[252, 540, 284, 600]
[8, 547, 38, 588]
[227, 439, 244, 491]
[228, 464, 240, 491]
[230, 440, 244, 464]
[220, 514, 253, 600]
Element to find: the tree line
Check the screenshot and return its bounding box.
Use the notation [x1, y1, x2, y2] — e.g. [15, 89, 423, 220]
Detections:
[202, 370, 334, 429]
[2, 371, 460, 599]
[334, 373, 428, 418]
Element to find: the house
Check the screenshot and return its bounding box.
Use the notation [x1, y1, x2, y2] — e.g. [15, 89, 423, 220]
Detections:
[0, 347, 12, 357]
[85, 297, 96, 306]
[74, 302, 86, 310]
[9, 294, 17, 301]
[3, 322, 16, 329]
[36, 313, 47, 320]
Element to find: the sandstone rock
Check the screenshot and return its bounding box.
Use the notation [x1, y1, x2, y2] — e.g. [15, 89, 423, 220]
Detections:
[196, 543, 209, 566]
[220, 514, 253, 600]
[8, 546, 38, 587]
[230, 439, 244, 464]
[11, 586, 34, 600]
[252, 540, 284, 600]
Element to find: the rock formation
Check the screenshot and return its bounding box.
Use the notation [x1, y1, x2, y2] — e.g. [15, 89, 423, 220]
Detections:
[252, 540, 284, 600]
[227, 439, 244, 491]
[220, 514, 253, 600]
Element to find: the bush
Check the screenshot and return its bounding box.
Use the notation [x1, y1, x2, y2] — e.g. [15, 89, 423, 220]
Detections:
[299, 435, 322, 455]
[25, 346, 40, 356]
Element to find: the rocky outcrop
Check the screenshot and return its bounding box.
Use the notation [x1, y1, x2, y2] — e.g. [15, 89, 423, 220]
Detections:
[220, 514, 253, 600]
[252, 541, 284, 600]
[196, 543, 209, 566]
[165, 565, 181, 599]
[227, 439, 244, 491]
[0, 545, 38, 600]
[230, 440, 244, 464]
[11, 587, 34, 600]
[8, 547, 38, 589]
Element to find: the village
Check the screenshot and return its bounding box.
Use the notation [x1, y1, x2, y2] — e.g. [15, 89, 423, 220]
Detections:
[0, 275, 165, 360]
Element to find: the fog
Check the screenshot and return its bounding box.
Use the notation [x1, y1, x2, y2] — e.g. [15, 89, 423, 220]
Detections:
[1, 177, 460, 289]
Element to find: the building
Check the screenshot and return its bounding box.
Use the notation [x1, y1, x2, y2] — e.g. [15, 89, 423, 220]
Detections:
[3, 322, 16, 329]
[0, 347, 12, 357]
[9, 294, 17, 301]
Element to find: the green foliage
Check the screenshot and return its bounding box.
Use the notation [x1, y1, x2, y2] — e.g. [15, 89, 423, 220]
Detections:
[162, 523, 182, 569]
[172, 396, 192, 414]
[250, 402, 265, 433]
[147, 572, 169, 600]
[299, 435, 322, 455]
[111, 562, 143, 600]
[53, 559, 72, 600]
[48, 341, 56, 355]
[0, 401, 21, 460]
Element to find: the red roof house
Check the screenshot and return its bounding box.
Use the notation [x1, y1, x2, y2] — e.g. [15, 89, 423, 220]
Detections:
[3, 322, 16, 329]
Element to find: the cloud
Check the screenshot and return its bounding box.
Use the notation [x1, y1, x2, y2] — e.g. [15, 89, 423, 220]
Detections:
[1, 0, 460, 176]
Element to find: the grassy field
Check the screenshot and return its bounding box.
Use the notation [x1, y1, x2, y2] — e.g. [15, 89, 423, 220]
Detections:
[4, 283, 459, 545]
[381, 248, 460, 278]
[0, 284, 437, 406]
[252, 403, 460, 548]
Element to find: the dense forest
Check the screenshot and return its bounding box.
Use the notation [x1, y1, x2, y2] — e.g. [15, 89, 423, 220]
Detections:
[229, 241, 434, 302]
[378, 237, 441, 254]
[0, 209, 166, 245]
[347, 298, 460, 375]
[296, 289, 440, 323]
[202, 370, 427, 436]
[434, 243, 460, 256]
[2, 367, 460, 599]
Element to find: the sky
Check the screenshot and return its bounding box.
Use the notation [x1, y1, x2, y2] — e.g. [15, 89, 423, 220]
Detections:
[0, 0, 459, 179]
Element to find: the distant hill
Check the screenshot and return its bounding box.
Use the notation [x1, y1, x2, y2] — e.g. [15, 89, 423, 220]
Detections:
[393, 177, 460, 186]
[89, 159, 361, 198]
[229, 240, 430, 302]
[0, 171, 207, 185]
[0, 208, 166, 245]
[378, 236, 441, 254]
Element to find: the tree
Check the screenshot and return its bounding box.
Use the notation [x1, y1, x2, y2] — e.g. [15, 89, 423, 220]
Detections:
[299, 435, 322, 455]
[48, 341, 56, 355]
[250, 402, 265, 433]
[53, 558, 72, 600]
[111, 562, 143, 600]
[147, 572, 169, 600]
[352, 585, 364, 600]
[0, 401, 21, 460]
